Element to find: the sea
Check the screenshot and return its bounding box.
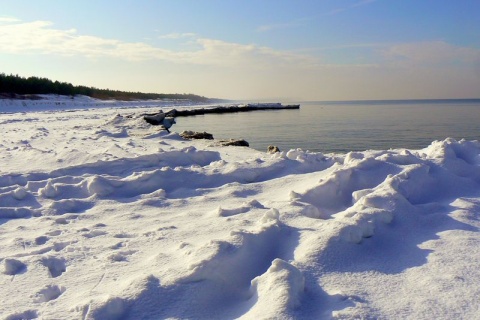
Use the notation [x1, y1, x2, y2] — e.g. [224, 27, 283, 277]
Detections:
[173, 99, 480, 154]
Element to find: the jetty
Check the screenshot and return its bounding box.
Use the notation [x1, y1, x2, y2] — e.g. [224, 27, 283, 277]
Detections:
[163, 103, 300, 117]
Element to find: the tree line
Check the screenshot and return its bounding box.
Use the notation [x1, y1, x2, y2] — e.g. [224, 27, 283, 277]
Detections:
[0, 73, 212, 102]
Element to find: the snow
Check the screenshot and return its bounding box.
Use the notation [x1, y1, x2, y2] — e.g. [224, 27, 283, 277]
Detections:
[0, 94, 199, 113]
[1, 97, 480, 319]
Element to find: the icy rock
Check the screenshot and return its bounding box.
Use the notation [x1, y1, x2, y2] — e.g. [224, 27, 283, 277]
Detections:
[180, 131, 214, 140]
[143, 112, 166, 125]
[267, 145, 281, 153]
[219, 139, 250, 147]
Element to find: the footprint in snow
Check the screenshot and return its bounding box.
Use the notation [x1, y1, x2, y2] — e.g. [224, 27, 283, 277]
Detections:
[157, 225, 177, 231]
[93, 223, 107, 228]
[53, 241, 74, 252]
[216, 199, 267, 217]
[109, 250, 137, 262]
[113, 232, 136, 238]
[41, 257, 66, 278]
[3, 258, 27, 275]
[109, 242, 126, 250]
[83, 230, 107, 238]
[47, 230, 62, 237]
[4, 310, 38, 320]
[35, 236, 49, 245]
[34, 285, 66, 303]
[54, 217, 69, 225]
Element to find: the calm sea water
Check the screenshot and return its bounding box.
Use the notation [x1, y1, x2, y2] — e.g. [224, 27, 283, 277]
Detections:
[173, 100, 480, 153]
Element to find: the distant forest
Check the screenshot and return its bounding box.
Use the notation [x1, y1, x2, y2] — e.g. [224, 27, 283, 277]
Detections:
[0, 73, 213, 102]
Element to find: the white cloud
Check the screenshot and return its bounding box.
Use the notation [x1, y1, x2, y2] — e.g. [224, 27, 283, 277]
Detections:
[1, 19, 478, 100]
[188, 38, 319, 69]
[0, 19, 319, 68]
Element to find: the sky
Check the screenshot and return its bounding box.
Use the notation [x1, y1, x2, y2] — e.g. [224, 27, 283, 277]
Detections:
[1, 0, 479, 101]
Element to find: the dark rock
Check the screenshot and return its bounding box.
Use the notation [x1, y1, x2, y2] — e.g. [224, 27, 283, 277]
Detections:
[143, 111, 176, 132]
[219, 139, 250, 147]
[267, 145, 281, 153]
[180, 131, 214, 140]
[144, 112, 165, 125]
[165, 104, 300, 117]
[165, 109, 178, 117]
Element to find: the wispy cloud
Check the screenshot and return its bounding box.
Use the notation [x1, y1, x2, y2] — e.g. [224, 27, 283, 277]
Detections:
[383, 41, 480, 65]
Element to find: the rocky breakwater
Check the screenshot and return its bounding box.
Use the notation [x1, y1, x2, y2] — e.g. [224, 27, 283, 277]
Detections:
[167, 103, 300, 117]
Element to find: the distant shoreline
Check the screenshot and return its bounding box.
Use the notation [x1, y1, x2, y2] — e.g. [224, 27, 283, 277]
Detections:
[0, 92, 227, 104]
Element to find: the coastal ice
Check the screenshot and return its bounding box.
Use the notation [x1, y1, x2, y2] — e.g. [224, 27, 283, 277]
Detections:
[0, 96, 479, 319]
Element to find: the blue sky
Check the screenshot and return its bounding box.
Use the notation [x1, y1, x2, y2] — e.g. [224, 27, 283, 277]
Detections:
[1, 0, 479, 100]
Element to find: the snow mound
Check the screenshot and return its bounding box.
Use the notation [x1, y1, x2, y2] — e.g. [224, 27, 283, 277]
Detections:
[248, 259, 305, 316]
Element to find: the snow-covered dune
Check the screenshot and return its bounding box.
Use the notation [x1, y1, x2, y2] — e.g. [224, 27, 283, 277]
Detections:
[0, 94, 201, 113]
[1, 105, 479, 319]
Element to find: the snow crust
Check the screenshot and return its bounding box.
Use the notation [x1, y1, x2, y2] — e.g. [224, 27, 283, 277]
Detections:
[1, 99, 480, 319]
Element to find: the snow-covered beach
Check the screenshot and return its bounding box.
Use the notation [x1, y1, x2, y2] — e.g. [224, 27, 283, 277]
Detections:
[1, 98, 480, 319]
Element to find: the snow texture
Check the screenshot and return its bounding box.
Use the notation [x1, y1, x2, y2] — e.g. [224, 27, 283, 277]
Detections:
[0, 96, 480, 319]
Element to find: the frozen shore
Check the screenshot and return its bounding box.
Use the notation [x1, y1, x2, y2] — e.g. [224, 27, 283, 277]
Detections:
[1, 101, 480, 319]
[0, 94, 209, 113]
